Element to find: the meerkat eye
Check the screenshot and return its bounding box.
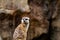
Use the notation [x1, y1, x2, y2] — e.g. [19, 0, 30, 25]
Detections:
[25, 19, 28, 20]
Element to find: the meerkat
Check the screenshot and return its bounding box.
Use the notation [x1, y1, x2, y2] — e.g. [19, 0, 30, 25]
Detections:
[13, 17, 30, 40]
[0, 0, 30, 15]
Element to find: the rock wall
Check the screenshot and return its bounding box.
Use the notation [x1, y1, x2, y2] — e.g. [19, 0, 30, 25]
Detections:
[0, 0, 50, 40]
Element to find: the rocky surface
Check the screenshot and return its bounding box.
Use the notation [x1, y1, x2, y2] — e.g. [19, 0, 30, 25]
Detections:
[1, 0, 58, 40]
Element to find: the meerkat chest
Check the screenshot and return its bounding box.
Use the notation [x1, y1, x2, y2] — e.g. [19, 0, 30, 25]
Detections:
[17, 23, 27, 36]
[13, 25, 27, 40]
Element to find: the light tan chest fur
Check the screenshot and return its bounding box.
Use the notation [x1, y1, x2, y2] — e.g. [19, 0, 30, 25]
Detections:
[13, 23, 27, 40]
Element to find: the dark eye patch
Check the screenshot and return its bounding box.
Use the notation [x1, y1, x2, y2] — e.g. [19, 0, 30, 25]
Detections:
[25, 19, 28, 20]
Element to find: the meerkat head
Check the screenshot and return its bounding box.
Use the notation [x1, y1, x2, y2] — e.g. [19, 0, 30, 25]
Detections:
[21, 17, 30, 24]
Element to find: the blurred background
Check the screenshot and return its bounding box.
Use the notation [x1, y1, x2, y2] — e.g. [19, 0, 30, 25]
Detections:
[0, 0, 60, 40]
